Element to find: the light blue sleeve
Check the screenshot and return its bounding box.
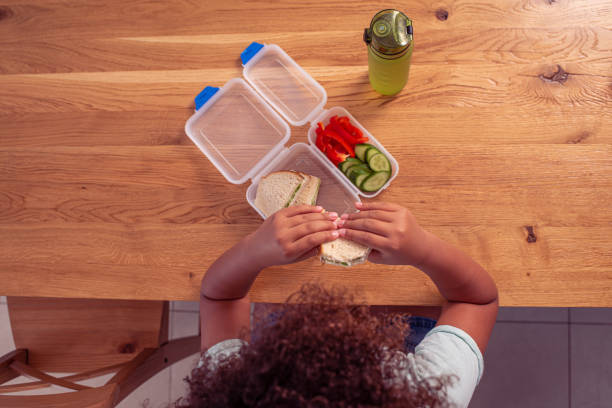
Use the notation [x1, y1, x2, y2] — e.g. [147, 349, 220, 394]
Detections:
[197, 339, 246, 369]
[411, 325, 484, 408]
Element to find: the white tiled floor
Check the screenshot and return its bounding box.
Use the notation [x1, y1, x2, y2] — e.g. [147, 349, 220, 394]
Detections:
[168, 305, 201, 405]
[117, 367, 172, 408]
[2, 300, 612, 407]
[169, 352, 200, 403]
[169, 309, 199, 339]
[0, 302, 15, 352]
[171, 300, 199, 313]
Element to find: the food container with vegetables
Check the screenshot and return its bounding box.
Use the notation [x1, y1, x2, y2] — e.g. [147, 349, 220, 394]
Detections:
[184, 42, 399, 218]
[307, 107, 398, 198]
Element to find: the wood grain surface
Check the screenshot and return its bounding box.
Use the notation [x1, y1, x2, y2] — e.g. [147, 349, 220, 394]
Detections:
[1, 0, 611, 306]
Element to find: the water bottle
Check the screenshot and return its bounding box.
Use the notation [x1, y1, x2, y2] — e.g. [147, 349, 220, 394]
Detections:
[364, 9, 413, 95]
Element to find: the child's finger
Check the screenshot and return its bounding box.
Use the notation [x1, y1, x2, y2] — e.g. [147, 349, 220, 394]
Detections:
[287, 220, 337, 242]
[338, 218, 391, 237]
[341, 210, 394, 222]
[338, 228, 387, 251]
[355, 201, 399, 212]
[294, 247, 320, 262]
[287, 212, 337, 227]
[289, 230, 339, 257]
[279, 205, 323, 218]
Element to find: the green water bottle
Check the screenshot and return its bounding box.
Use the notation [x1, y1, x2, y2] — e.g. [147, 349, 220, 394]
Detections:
[364, 9, 413, 95]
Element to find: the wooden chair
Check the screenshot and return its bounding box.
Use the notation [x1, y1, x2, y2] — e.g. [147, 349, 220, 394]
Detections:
[0, 297, 200, 407]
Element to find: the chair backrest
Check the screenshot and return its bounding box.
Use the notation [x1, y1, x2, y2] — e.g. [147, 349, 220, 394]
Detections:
[0, 383, 118, 408]
[7, 297, 166, 373]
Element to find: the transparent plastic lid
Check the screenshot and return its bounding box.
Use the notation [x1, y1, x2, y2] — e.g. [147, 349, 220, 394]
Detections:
[184, 78, 290, 184]
[243, 44, 327, 126]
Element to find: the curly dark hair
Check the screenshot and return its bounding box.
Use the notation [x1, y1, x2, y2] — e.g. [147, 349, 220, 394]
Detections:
[176, 283, 452, 408]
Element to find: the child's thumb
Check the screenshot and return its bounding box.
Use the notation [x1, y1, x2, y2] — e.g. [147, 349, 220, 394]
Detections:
[295, 247, 320, 262]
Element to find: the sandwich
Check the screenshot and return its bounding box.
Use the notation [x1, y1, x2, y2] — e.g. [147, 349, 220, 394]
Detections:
[254, 171, 369, 266]
[319, 238, 370, 267]
[289, 173, 320, 206]
[254, 171, 306, 218]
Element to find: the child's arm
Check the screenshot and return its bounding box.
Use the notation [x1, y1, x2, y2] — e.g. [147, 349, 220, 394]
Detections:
[339, 201, 498, 353]
[414, 231, 498, 354]
[200, 205, 339, 350]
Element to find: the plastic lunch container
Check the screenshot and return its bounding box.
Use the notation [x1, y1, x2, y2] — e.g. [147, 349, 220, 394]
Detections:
[184, 42, 399, 219]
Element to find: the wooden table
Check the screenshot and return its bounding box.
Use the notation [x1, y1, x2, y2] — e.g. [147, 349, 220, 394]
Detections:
[1, 0, 611, 306]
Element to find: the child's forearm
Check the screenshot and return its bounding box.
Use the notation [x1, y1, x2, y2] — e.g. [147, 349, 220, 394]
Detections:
[201, 234, 264, 300]
[417, 230, 498, 305]
[201, 206, 337, 301]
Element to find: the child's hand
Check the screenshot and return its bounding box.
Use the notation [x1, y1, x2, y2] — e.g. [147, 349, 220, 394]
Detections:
[337, 202, 431, 266]
[246, 205, 339, 268]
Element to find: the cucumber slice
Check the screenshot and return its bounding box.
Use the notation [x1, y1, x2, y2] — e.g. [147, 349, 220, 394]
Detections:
[346, 164, 370, 180]
[338, 160, 354, 173]
[349, 167, 371, 183]
[283, 182, 304, 207]
[355, 144, 374, 162]
[353, 172, 371, 187]
[365, 147, 381, 162]
[360, 171, 390, 192]
[367, 153, 391, 172]
[338, 158, 362, 174]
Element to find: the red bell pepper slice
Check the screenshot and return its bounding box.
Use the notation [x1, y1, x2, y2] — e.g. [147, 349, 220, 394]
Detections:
[323, 129, 355, 157]
[315, 123, 327, 153]
[338, 116, 365, 140]
[328, 121, 366, 146]
[315, 122, 335, 154]
[316, 122, 324, 137]
[316, 133, 326, 153]
[330, 115, 368, 144]
[315, 118, 370, 166]
[325, 148, 349, 166]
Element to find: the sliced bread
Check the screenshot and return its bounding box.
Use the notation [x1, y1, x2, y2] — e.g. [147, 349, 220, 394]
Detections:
[254, 171, 305, 218]
[289, 174, 321, 206]
[320, 238, 370, 266]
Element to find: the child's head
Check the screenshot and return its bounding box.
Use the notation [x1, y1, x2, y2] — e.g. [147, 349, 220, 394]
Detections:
[178, 284, 451, 407]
